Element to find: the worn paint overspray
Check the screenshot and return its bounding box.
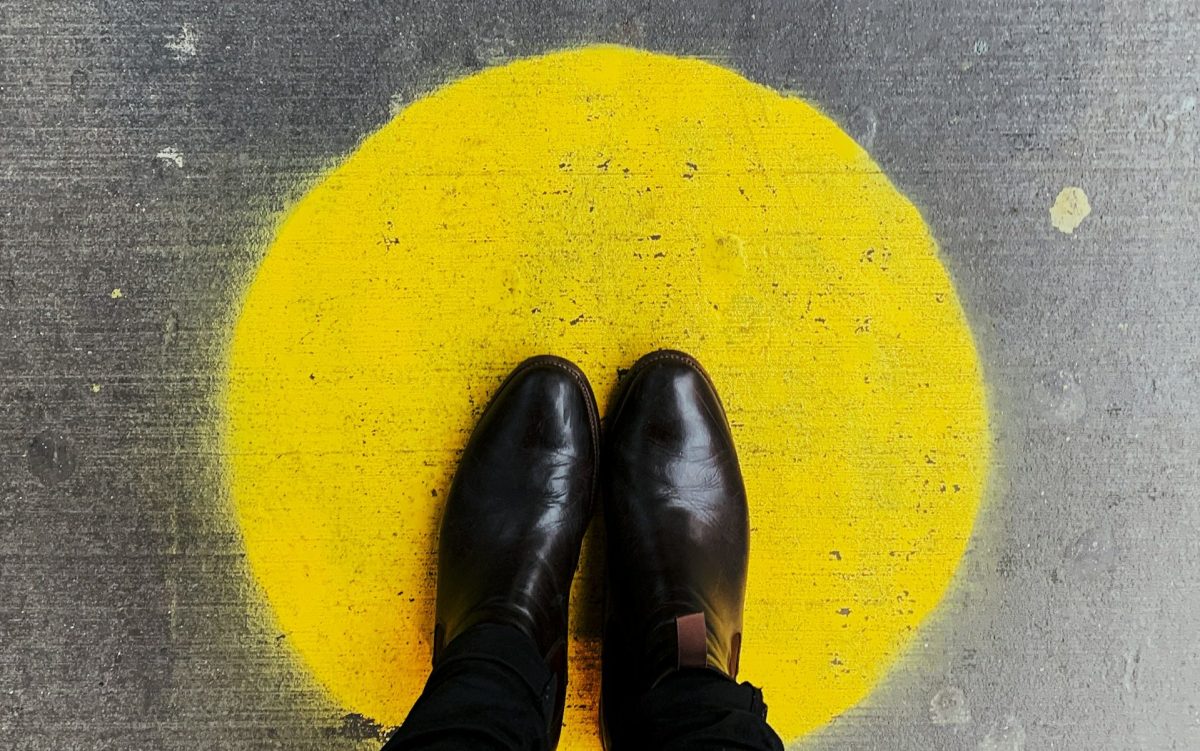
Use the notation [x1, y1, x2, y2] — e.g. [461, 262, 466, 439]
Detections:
[223, 45, 991, 747]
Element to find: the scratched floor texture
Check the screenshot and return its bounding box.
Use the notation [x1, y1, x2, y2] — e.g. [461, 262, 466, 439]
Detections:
[2, 1, 1199, 749]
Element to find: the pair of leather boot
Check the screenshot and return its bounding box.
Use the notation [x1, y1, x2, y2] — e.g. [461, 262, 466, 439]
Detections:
[433, 350, 749, 748]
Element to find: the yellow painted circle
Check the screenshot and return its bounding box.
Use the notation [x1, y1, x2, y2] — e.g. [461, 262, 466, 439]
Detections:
[225, 45, 989, 747]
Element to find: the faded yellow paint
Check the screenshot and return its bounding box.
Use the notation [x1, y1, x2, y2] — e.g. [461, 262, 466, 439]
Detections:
[224, 46, 990, 747]
[1050, 186, 1091, 234]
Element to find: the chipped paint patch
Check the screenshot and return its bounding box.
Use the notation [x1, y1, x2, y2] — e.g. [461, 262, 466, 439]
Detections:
[930, 685, 972, 726]
[387, 93, 408, 117]
[156, 147, 184, 168]
[164, 25, 198, 61]
[1050, 186, 1091, 234]
[978, 715, 1026, 751]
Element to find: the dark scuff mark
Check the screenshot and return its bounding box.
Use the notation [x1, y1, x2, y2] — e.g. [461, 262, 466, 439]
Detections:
[27, 430, 78, 486]
[328, 712, 385, 741]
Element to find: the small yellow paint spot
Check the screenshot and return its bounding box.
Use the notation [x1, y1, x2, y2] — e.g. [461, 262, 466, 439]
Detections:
[1050, 186, 1091, 234]
[700, 233, 749, 311]
[90, 384, 102, 393]
[110, 288, 123, 299]
[225, 46, 990, 747]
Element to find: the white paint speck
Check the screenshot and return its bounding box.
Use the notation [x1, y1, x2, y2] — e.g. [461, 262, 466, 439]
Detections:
[156, 146, 184, 169]
[929, 686, 971, 726]
[1050, 186, 1091, 234]
[90, 384, 102, 393]
[110, 288, 123, 299]
[973, 39, 989, 56]
[165, 24, 198, 61]
[978, 716, 1025, 751]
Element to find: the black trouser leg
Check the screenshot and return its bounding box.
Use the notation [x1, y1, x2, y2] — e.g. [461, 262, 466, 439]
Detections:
[381, 624, 556, 751]
[622, 669, 785, 751]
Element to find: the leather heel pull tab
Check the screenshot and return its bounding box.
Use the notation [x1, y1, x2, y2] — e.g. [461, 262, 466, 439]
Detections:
[676, 612, 708, 669]
[728, 631, 742, 679]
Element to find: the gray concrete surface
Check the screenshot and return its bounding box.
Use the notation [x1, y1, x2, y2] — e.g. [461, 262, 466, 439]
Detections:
[2, 1, 1198, 749]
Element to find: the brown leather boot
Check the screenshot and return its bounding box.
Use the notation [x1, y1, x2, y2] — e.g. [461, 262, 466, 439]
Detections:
[600, 349, 750, 748]
[434, 355, 599, 749]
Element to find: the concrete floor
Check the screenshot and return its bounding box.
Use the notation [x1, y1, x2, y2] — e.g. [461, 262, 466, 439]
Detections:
[2, 1, 1199, 749]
